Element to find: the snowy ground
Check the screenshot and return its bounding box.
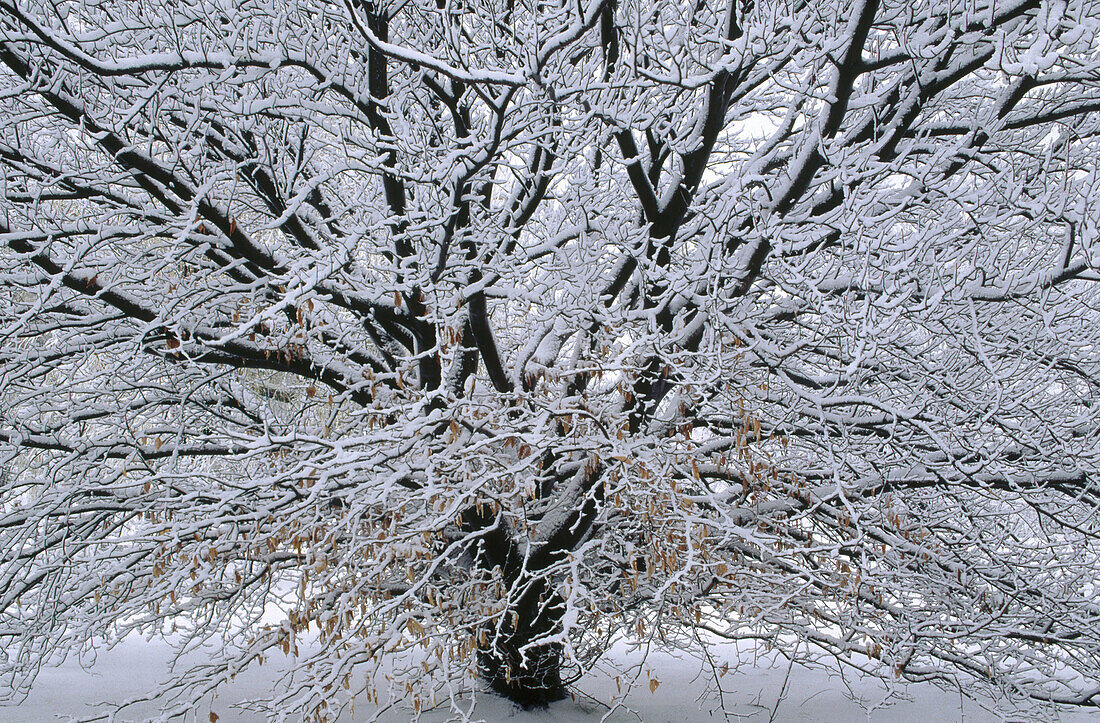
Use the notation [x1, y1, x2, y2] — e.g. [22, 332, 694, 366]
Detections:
[2, 636, 1094, 722]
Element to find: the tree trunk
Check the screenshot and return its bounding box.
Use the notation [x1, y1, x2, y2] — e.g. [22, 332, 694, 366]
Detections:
[463, 500, 571, 706]
[477, 578, 567, 707]
[478, 632, 565, 707]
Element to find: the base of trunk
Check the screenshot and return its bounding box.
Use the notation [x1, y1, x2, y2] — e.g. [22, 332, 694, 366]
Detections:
[478, 639, 566, 708]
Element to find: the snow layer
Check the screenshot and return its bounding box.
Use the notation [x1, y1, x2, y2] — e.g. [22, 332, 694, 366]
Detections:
[2, 637, 1094, 722]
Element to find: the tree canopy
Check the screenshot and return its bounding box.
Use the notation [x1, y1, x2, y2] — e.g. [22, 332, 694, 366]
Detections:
[2, 0, 1100, 718]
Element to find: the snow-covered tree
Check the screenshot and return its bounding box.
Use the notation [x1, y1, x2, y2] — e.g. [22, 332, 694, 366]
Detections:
[3, 0, 1100, 717]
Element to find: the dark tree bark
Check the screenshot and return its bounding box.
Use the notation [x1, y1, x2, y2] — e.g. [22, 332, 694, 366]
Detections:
[4, 0, 1100, 719]
[478, 624, 566, 707]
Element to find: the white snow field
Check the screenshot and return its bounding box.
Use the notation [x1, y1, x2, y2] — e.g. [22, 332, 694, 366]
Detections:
[2, 637, 1095, 722]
